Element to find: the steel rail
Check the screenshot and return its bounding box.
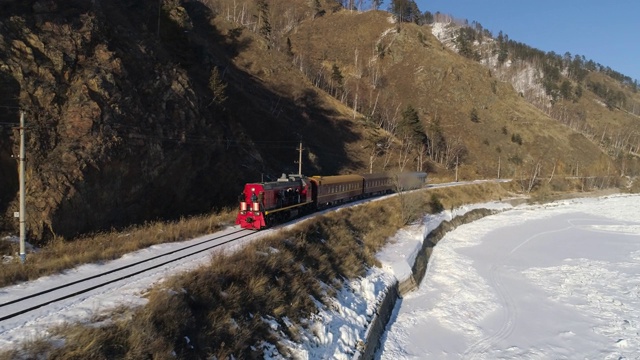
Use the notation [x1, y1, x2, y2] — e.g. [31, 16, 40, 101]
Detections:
[0, 228, 253, 322]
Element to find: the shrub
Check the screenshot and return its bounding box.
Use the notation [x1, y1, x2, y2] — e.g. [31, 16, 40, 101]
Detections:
[429, 194, 444, 213]
[511, 133, 523, 145]
[508, 154, 523, 165]
[470, 108, 480, 123]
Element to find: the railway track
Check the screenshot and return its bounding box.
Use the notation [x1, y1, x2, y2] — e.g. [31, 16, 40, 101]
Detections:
[0, 180, 509, 348]
[0, 227, 255, 328]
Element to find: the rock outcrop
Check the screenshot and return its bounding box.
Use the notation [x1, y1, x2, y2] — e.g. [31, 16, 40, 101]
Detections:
[0, 1, 246, 241]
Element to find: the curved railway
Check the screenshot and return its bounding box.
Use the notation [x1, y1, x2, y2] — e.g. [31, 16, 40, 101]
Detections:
[0, 228, 255, 326]
[0, 178, 510, 350]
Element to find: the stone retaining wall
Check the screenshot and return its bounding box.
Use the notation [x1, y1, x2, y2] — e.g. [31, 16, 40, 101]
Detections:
[358, 208, 498, 359]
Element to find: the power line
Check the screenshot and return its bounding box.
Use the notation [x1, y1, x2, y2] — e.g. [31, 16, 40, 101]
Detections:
[1, 109, 305, 151]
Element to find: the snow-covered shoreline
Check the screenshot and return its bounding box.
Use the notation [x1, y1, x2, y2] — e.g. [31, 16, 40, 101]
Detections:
[377, 194, 640, 359]
[3, 193, 639, 360]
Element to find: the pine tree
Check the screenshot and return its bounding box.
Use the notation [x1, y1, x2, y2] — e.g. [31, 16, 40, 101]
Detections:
[560, 80, 573, 100]
[208, 67, 227, 106]
[388, 0, 420, 23]
[399, 105, 427, 143]
[331, 64, 344, 97]
[256, 0, 271, 43]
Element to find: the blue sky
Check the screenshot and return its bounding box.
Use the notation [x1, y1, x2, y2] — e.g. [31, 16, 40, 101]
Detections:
[411, 0, 640, 82]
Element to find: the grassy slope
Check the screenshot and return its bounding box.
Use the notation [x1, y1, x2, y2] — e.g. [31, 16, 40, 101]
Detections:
[1, 181, 520, 359]
[292, 12, 612, 180]
[1, 2, 639, 357]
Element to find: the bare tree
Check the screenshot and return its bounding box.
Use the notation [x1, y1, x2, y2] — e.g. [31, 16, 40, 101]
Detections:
[365, 132, 385, 173]
[379, 104, 401, 170]
[547, 158, 557, 184]
[397, 132, 414, 171]
[394, 174, 421, 225]
[520, 160, 542, 193]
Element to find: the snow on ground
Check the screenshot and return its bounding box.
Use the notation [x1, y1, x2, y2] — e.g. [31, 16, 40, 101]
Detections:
[3, 191, 639, 360]
[376, 201, 513, 284]
[377, 194, 640, 360]
[0, 226, 265, 350]
[278, 269, 396, 360]
[277, 200, 514, 359]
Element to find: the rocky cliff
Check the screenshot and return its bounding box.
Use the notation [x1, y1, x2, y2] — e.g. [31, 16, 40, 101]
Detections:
[0, 0, 375, 242]
[2, 0, 637, 242]
[0, 0, 250, 241]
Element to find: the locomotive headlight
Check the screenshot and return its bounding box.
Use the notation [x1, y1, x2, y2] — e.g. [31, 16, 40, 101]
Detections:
[254, 212, 260, 216]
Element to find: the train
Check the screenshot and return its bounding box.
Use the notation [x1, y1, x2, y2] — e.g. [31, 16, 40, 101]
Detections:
[235, 172, 427, 230]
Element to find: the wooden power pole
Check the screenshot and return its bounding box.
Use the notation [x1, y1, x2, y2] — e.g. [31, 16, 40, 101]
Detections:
[455, 155, 459, 182]
[297, 141, 303, 175]
[18, 111, 26, 263]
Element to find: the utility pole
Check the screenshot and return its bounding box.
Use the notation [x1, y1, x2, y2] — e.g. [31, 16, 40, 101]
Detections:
[455, 155, 459, 182]
[497, 156, 501, 179]
[297, 141, 303, 175]
[18, 111, 26, 264]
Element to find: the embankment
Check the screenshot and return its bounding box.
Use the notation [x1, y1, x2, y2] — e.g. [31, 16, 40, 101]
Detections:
[358, 208, 500, 359]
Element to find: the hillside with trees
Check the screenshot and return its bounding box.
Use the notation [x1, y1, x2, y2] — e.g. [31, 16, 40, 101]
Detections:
[0, 0, 638, 242]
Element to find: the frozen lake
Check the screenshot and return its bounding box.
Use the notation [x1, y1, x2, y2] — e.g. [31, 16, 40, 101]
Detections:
[378, 194, 640, 359]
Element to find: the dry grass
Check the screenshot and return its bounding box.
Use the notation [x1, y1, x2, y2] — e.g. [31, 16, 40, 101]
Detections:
[7, 181, 629, 358]
[0, 208, 236, 288]
[1, 182, 523, 359]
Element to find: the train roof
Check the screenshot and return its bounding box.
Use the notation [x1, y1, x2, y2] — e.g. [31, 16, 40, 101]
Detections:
[245, 174, 308, 191]
[310, 174, 363, 185]
[361, 172, 392, 180]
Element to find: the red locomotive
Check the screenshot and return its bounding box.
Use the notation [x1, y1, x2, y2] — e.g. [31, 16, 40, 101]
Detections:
[236, 172, 427, 230]
[236, 174, 313, 230]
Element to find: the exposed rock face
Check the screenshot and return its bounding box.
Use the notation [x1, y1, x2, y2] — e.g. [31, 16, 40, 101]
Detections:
[3, 2, 632, 242]
[0, 1, 245, 241]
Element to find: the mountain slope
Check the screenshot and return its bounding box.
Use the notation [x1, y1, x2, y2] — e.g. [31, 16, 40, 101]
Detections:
[288, 10, 619, 178]
[0, 1, 636, 241]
